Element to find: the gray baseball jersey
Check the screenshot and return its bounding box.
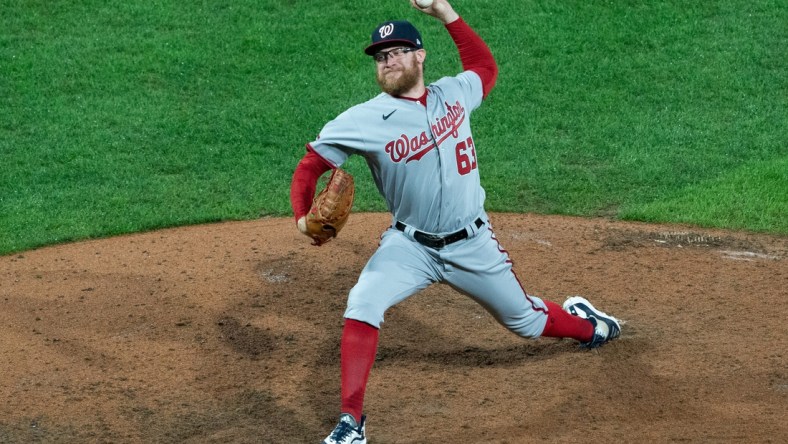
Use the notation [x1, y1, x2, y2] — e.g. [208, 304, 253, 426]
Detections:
[309, 71, 484, 235]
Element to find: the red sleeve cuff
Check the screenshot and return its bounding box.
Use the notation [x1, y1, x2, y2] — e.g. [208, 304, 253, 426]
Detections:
[290, 148, 333, 220]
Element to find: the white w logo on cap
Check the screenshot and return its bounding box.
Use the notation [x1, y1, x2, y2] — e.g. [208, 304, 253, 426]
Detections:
[379, 23, 395, 38]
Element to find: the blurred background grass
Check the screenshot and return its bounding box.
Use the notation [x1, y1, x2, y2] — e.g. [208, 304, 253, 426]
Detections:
[1, 0, 785, 254]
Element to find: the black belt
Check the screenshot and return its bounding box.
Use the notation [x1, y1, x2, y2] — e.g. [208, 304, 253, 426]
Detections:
[395, 218, 484, 249]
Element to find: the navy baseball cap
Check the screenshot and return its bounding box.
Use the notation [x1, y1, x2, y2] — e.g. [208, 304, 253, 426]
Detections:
[364, 20, 423, 55]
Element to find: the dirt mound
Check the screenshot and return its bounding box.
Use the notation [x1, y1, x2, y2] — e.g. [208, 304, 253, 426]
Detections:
[1, 213, 785, 443]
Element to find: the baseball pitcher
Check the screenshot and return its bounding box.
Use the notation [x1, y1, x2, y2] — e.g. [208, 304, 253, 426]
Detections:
[289, 1, 622, 443]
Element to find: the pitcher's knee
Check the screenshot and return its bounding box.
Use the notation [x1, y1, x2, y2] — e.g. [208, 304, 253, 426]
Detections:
[344, 289, 386, 328]
[500, 315, 548, 339]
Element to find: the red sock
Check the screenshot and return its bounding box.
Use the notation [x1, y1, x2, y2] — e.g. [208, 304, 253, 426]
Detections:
[340, 319, 379, 424]
[540, 300, 594, 342]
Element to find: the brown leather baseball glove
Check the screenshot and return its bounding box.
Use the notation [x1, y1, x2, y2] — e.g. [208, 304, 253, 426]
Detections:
[300, 168, 355, 246]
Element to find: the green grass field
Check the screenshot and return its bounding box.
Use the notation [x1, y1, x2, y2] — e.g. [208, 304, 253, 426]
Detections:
[1, 0, 786, 255]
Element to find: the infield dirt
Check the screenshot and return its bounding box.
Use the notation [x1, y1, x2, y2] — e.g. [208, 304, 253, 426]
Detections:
[1, 213, 786, 443]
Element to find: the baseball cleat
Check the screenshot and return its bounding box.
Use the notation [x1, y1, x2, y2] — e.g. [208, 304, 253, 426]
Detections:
[563, 296, 621, 348]
[322, 413, 366, 444]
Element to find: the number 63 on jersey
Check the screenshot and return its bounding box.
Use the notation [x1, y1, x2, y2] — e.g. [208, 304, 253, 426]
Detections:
[455, 137, 477, 175]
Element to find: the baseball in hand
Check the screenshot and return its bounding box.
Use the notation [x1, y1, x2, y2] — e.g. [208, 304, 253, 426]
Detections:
[297, 216, 308, 235]
[415, 0, 433, 8]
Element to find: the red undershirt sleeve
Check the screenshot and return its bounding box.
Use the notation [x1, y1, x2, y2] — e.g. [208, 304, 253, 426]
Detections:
[290, 147, 334, 221]
[445, 17, 499, 99]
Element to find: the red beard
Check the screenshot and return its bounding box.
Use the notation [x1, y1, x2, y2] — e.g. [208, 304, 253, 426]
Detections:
[376, 61, 421, 96]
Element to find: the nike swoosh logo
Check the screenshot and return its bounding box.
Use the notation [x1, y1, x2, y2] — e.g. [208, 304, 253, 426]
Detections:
[382, 110, 397, 120]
